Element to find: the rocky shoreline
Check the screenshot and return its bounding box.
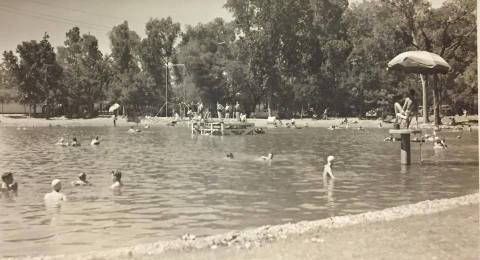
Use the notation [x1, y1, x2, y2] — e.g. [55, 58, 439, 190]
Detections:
[6, 193, 478, 260]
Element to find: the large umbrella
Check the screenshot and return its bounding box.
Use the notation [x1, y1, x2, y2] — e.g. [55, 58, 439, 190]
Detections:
[108, 103, 120, 113]
[387, 51, 451, 125]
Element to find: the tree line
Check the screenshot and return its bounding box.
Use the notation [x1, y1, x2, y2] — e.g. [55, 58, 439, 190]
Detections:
[0, 0, 476, 120]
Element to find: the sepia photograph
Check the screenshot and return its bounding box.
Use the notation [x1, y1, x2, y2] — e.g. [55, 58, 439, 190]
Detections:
[0, 0, 477, 259]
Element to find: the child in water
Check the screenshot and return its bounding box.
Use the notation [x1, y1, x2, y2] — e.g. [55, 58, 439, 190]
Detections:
[90, 136, 100, 146]
[226, 153, 234, 159]
[323, 155, 335, 179]
[1, 172, 18, 192]
[56, 137, 68, 146]
[72, 172, 91, 186]
[44, 179, 67, 203]
[260, 153, 274, 160]
[71, 137, 81, 147]
[111, 170, 123, 189]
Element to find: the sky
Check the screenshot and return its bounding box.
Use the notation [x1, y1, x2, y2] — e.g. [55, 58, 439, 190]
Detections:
[0, 0, 446, 55]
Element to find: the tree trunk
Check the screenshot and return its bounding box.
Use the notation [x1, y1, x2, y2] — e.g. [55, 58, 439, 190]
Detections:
[432, 74, 441, 126]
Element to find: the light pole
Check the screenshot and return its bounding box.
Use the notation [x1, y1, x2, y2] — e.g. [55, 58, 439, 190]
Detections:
[165, 63, 185, 117]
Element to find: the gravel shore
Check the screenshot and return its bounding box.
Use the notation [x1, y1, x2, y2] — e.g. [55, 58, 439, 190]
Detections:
[7, 193, 478, 260]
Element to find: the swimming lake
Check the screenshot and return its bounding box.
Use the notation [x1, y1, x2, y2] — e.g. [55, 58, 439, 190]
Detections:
[0, 125, 478, 257]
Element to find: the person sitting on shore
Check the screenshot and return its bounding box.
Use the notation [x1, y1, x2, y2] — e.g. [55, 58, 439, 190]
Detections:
[72, 173, 91, 186]
[71, 137, 81, 147]
[56, 137, 68, 146]
[226, 153, 234, 159]
[111, 170, 123, 189]
[434, 139, 447, 149]
[1, 172, 18, 192]
[260, 153, 274, 160]
[323, 155, 335, 179]
[44, 179, 67, 203]
[341, 118, 348, 125]
[90, 136, 100, 146]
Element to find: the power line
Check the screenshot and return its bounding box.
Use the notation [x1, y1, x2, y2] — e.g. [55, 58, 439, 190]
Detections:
[0, 4, 112, 32]
[22, 0, 145, 26]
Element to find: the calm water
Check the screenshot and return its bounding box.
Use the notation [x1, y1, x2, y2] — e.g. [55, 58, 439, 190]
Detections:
[0, 125, 478, 257]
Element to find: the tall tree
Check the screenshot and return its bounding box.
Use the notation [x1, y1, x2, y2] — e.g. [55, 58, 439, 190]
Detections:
[3, 34, 63, 116]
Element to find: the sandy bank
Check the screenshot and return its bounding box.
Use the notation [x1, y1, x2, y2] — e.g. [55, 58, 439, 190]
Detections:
[7, 193, 478, 260]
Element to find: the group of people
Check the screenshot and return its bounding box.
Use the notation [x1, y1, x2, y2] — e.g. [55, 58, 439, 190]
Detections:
[224, 152, 335, 179]
[56, 136, 100, 146]
[2, 170, 124, 204]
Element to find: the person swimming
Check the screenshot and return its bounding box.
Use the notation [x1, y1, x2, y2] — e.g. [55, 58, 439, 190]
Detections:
[110, 170, 123, 189]
[433, 139, 447, 149]
[260, 153, 273, 160]
[72, 172, 91, 186]
[71, 137, 81, 147]
[44, 179, 67, 203]
[1, 172, 18, 192]
[56, 137, 69, 146]
[90, 136, 100, 146]
[226, 152, 234, 159]
[128, 126, 141, 133]
[323, 155, 335, 179]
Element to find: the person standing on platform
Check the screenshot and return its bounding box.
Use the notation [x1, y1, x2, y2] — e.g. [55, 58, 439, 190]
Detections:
[235, 101, 241, 121]
[225, 103, 231, 119]
[217, 102, 224, 120]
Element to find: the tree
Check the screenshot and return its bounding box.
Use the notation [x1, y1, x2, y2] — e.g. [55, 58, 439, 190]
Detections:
[57, 27, 111, 117]
[3, 34, 63, 116]
[139, 17, 181, 105]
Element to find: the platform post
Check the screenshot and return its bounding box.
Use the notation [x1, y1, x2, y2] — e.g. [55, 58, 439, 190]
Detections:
[389, 129, 421, 166]
[400, 133, 411, 165]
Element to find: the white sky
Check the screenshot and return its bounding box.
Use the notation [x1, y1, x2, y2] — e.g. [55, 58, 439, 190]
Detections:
[0, 0, 446, 55]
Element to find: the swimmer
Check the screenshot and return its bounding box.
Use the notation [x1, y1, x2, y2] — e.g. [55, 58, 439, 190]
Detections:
[56, 137, 68, 146]
[323, 155, 335, 179]
[291, 118, 296, 126]
[71, 172, 91, 186]
[1, 172, 18, 192]
[44, 179, 67, 203]
[71, 137, 81, 147]
[384, 135, 395, 142]
[128, 127, 136, 133]
[110, 170, 123, 189]
[226, 152, 234, 159]
[260, 153, 273, 160]
[90, 136, 100, 146]
[144, 125, 150, 129]
[327, 125, 336, 130]
[433, 139, 447, 149]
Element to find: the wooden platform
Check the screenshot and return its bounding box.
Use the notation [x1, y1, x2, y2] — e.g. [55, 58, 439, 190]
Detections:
[389, 129, 422, 135]
[191, 121, 256, 136]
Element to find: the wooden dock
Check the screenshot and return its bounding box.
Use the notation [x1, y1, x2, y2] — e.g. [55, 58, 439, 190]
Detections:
[191, 121, 256, 136]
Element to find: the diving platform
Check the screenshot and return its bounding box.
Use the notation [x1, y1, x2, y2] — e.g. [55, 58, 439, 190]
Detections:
[191, 121, 256, 136]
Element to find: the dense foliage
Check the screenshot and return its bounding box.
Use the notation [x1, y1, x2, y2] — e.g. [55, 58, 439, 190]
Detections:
[0, 0, 476, 119]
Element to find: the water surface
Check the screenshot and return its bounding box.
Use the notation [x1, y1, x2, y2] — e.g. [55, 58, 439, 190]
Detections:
[0, 125, 477, 257]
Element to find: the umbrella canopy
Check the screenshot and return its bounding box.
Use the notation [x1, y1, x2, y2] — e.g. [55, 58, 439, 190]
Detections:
[387, 51, 451, 74]
[108, 103, 120, 112]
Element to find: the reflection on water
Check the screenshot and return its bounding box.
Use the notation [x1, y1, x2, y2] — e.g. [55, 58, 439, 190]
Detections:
[0, 125, 478, 257]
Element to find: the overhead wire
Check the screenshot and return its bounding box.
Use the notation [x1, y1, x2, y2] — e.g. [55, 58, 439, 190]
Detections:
[22, 0, 145, 26]
[0, 4, 112, 33]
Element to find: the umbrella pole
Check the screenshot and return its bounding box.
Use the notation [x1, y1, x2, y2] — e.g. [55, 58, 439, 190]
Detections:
[420, 74, 429, 124]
